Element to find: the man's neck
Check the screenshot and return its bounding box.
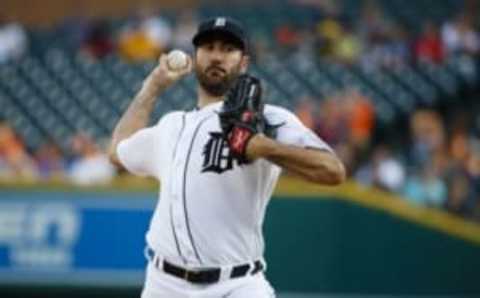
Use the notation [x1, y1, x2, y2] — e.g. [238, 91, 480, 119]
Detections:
[197, 87, 224, 108]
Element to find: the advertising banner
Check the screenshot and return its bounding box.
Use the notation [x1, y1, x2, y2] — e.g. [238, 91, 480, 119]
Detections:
[0, 191, 156, 286]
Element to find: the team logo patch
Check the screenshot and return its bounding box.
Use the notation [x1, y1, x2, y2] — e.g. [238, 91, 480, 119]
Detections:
[202, 132, 245, 174]
[214, 17, 226, 27]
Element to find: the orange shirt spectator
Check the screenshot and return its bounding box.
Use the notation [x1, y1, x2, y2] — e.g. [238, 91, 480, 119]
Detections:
[118, 29, 160, 62]
[0, 121, 37, 178]
[295, 97, 316, 129]
[0, 122, 26, 163]
[346, 90, 374, 146]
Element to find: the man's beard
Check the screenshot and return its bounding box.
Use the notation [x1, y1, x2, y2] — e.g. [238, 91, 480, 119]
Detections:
[195, 63, 241, 96]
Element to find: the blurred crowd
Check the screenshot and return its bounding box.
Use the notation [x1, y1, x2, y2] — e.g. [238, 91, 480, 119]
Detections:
[2, 95, 479, 221]
[295, 89, 480, 221]
[271, 0, 480, 73]
[0, 120, 115, 186]
[0, 1, 478, 66]
[1, 0, 480, 222]
[0, 9, 197, 64]
[50, 9, 197, 62]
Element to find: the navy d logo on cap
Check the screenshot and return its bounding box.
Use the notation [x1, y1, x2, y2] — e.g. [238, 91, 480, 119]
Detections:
[192, 17, 248, 52]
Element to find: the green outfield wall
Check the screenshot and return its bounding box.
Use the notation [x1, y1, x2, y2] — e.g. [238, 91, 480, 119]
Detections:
[264, 197, 480, 295]
[0, 179, 479, 297]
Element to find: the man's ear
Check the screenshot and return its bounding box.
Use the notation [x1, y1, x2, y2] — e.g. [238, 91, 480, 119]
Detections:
[240, 55, 250, 73]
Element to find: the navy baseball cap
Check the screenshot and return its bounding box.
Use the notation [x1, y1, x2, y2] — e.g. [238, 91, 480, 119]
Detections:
[192, 17, 248, 52]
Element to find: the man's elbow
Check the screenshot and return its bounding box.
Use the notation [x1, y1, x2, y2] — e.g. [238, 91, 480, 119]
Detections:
[310, 159, 346, 185]
[328, 162, 347, 185]
[109, 154, 123, 169]
[108, 143, 123, 169]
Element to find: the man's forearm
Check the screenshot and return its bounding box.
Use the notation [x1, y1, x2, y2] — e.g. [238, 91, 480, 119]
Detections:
[108, 82, 164, 163]
[108, 53, 192, 165]
[247, 135, 346, 185]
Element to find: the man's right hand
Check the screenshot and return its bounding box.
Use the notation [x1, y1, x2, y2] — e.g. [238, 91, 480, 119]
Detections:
[142, 53, 193, 95]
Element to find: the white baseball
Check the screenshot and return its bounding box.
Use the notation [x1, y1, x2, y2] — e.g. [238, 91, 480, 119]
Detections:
[167, 50, 188, 71]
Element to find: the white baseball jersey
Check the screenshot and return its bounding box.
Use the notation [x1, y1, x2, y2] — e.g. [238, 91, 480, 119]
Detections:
[117, 101, 332, 269]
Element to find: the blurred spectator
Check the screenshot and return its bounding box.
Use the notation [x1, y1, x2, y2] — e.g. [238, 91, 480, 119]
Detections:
[275, 24, 301, 53]
[357, 0, 385, 60]
[0, 121, 37, 179]
[141, 12, 172, 52]
[34, 141, 66, 180]
[69, 133, 115, 186]
[467, 144, 480, 220]
[334, 142, 357, 177]
[383, 25, 411, 68]
[58, 14, 91, 50]
[118, 24, 159, 61]
[296, 88, 374, 175]
[409, 109, 445, 167]
[81, 20, 114, 59]
[415, 21, 445, 64]
[0, 15, 28, 64]
[442, 13, 480, 56]
[445, 164, 477, 217]
[315, 16, 343, 57]
[360, 32, 389, 70]
[357, 1, 410, 69]
[251, 30, 273, 62]
[295, 96, 317, 129]
[293, 28, 317, 60]
[403, 164, 447, 208]
[118, 10, 171, 61]
[314, 94, 348, 146]
[171, 10, 198, 52]
[309, 88, 374, 148]
[441, 126, 479, 218]
[355, 145, 406, 193]
[358, 0, 390, 40]
[450, 129, 470, 164]
[333, 23, 363, 64]
[294, 0, 340, 15]
[343, 88, 375, 150]
[373, 147, 406, 193]
[361, 24, 410, 70]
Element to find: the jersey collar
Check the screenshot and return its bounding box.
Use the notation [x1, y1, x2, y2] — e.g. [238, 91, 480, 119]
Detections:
[193, 101, 223, 114]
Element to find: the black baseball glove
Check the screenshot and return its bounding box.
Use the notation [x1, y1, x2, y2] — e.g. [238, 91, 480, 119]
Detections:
[218, 74, 276, 162]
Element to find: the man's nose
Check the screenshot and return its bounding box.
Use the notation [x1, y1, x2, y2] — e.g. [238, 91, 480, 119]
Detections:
[209, 49, 225, 63]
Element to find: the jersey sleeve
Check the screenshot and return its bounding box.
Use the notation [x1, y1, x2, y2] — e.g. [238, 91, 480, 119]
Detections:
[265, 105, 333, 152]
[117, 126, 159, 178]
[116, 113, 173, 179]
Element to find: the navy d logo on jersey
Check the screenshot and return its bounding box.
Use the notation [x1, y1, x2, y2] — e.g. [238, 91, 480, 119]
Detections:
[202, 132, 245, 173]
[202, 132, 233, 173]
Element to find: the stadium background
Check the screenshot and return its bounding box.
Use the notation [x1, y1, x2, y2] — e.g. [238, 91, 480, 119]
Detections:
[1, 0, 480, 297]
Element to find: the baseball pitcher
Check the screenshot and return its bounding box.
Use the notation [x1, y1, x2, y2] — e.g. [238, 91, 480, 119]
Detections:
[109, 17, 345, 298]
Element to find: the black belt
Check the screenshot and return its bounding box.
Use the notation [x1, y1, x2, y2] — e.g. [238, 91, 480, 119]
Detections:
[147, 247, 263, 284]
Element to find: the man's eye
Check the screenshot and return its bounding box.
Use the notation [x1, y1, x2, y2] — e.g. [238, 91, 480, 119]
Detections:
[202, 43, 213, 50]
